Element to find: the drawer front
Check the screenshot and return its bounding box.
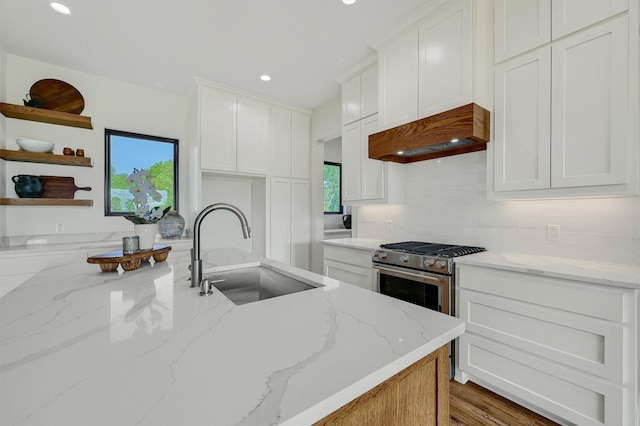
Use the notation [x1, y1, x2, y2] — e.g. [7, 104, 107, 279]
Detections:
[323, 246, 373, 268]
[457, 265, 629, 322]
[460, 333, 624, 426]
[460, 290, 623, 382]
[324, 259, 374, 291]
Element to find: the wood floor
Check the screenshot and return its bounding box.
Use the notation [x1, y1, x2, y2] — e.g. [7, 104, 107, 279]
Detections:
[449, 380, 559, 426]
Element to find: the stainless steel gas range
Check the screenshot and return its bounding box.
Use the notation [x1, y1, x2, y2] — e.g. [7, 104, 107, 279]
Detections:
[372, 241, 485, 378]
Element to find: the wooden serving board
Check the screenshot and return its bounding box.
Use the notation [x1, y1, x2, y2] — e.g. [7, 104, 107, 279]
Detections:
[40, 175, 91, 199]
[29, 79, 85, 114]
[87, 245, 172, 272]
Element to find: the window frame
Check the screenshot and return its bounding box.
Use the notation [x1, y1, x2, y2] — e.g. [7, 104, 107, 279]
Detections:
[323, 161, 343, 215]
[104, 129, 179, 217]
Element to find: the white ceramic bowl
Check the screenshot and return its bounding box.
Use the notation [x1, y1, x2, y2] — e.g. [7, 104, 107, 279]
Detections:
[16, 137, 55, 153]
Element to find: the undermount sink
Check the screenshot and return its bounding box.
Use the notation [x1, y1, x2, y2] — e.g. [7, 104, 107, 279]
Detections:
[204, 264, 320, 305]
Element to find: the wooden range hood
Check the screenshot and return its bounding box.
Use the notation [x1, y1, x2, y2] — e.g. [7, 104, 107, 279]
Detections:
[368, 103, 490, 163]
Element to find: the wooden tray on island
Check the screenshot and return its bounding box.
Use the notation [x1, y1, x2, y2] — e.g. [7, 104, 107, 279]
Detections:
[87, 245, 172, 272]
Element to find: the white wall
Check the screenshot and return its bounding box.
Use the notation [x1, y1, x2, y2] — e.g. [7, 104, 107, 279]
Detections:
[3, 55, 189, 237]
[356, 151, 640, 265]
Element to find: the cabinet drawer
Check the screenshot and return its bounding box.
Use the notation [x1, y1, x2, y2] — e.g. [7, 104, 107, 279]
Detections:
[323, 246, 373, 268]
[457, 265, 629, 322]
[460, 290, 623, 382]
[325, 259, 374, 292]
[460, 333, 624, 426]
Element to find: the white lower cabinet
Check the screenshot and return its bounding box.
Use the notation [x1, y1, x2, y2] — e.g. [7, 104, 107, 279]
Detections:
[270, 178, 310, 270]
[457, 264, 637, 426]
[323, 244, 375, 292]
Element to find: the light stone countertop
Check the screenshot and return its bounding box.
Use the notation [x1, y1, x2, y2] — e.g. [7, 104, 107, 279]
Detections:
[455, 251, 640, 290]
[321, 237, 387, 251]
[0, 247, 464, 426]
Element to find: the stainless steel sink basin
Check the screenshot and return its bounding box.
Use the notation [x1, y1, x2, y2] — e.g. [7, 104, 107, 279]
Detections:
[204, 264, 319, 305]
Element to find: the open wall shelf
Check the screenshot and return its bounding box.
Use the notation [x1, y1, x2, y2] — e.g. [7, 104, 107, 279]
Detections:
[0, 102, 93, 129]
[0, 198, 93, 206]
[0, 149, 93, 167]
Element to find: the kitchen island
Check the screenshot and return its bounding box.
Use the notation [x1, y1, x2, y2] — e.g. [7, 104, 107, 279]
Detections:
[0, 247, 464, 425]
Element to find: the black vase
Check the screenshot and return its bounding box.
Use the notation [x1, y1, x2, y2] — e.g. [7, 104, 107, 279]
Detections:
[12, 175, 43, 198]
[343, 214, 352, 229]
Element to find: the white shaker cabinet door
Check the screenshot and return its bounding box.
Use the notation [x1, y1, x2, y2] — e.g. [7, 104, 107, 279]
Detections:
[342, 121, 362, 202]
[551, 17, 628, 188]
[199, 88, 236, 172]
[236, 97, 269, 175]
[494, 47, 551, 191]
[552, 0, 628, 40]
[290, 179, 310, 270]
[269, 178, 291, 265]
[342, 74, 361, 125]
[270, 106, 292, 178]
[418, 0, 472, 118]
[360, 114, 384, 200]
[360, 65, 378, 120]
[378, 31, 419, 131]
[494, 0, 551, 63]
[291, 111, 310, 179]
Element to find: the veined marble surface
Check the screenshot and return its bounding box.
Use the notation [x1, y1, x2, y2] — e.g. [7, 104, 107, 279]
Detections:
[0, 248, 464, 426]
[320, 237, 388, 251]
[455, 251, 640, 290]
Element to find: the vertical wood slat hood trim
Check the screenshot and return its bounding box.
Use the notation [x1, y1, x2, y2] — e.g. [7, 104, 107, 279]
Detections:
[368, 103, 490, 163]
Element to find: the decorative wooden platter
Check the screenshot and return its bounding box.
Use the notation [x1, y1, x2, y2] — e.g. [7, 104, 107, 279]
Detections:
[87, 245, 172, 272]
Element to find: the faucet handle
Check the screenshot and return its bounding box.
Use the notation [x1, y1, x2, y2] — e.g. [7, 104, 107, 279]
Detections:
[200, 278, 213, 296]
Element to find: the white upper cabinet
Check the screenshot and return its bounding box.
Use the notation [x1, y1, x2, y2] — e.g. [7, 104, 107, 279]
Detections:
[377, 0, 472, 131]
[199, 87, 236, 172]
[418, 0, 472, 118]
[236, 97, 270, 175]
[377, 31, 419, 131]
[342, 114, 404, 204]
[494, 47, 551, 191]
[491, 6, 637, 198]
[551, 17, 629, 188]
[199, 85, 269, 175]
[270, 106, 310, 179]
[552, 0, 628, 40]
[342, 64, 378, 125]
[270, 177, 310, 270]
[494, 0, 551, 63]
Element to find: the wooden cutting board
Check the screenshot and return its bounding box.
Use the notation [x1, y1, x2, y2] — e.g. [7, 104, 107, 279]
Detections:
[40, 176, 91, 199]
[29, 79, 85, 114]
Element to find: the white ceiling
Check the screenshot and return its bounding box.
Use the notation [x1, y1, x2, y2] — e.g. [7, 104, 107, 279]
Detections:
[0, 0, 433, 111]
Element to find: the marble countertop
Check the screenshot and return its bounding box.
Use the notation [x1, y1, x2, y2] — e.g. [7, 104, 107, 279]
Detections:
[455, 251, 640, 290]
[0, 248, 464, 426]
[320, 237, 387, 251]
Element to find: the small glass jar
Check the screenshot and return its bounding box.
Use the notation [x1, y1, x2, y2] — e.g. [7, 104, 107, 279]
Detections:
[122, 236, 140, 254]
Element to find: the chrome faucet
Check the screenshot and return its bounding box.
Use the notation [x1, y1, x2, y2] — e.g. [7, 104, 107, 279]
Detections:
[190, 203, 251, 288]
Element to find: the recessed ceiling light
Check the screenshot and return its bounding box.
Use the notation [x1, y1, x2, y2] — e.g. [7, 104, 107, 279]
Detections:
[343, 0, 357, 4]
[260, 75, 271, 82]
[50, 2, 71, 14]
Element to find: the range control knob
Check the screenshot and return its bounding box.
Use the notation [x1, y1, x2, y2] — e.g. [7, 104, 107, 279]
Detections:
[423, 258, 435, 267]
[399, 255, 410, 263]
[373, 251, 387, 259]
[435, 260, 447, 268]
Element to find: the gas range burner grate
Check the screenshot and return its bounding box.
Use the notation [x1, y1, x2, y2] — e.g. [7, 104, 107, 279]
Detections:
[380, 241, 486, 258]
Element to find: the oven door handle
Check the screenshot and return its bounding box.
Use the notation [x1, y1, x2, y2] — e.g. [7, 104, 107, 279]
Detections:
[373, 264, 447, 285]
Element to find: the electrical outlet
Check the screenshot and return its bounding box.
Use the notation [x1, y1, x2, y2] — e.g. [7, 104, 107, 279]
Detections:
[386, 220, 393, 232]
[56, 223, 65, 233]
[547, 225, 560, 241]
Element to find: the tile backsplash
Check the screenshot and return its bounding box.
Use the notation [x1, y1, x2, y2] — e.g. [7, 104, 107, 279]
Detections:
[356, 151, 640, 265]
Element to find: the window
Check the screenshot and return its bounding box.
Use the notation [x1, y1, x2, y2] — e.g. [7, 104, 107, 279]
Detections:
[105, 129, 179, 216]
[323, 161, 343, 214]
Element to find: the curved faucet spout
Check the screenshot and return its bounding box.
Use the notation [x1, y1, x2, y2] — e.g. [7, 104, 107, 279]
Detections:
[190, 203, 251, 288]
